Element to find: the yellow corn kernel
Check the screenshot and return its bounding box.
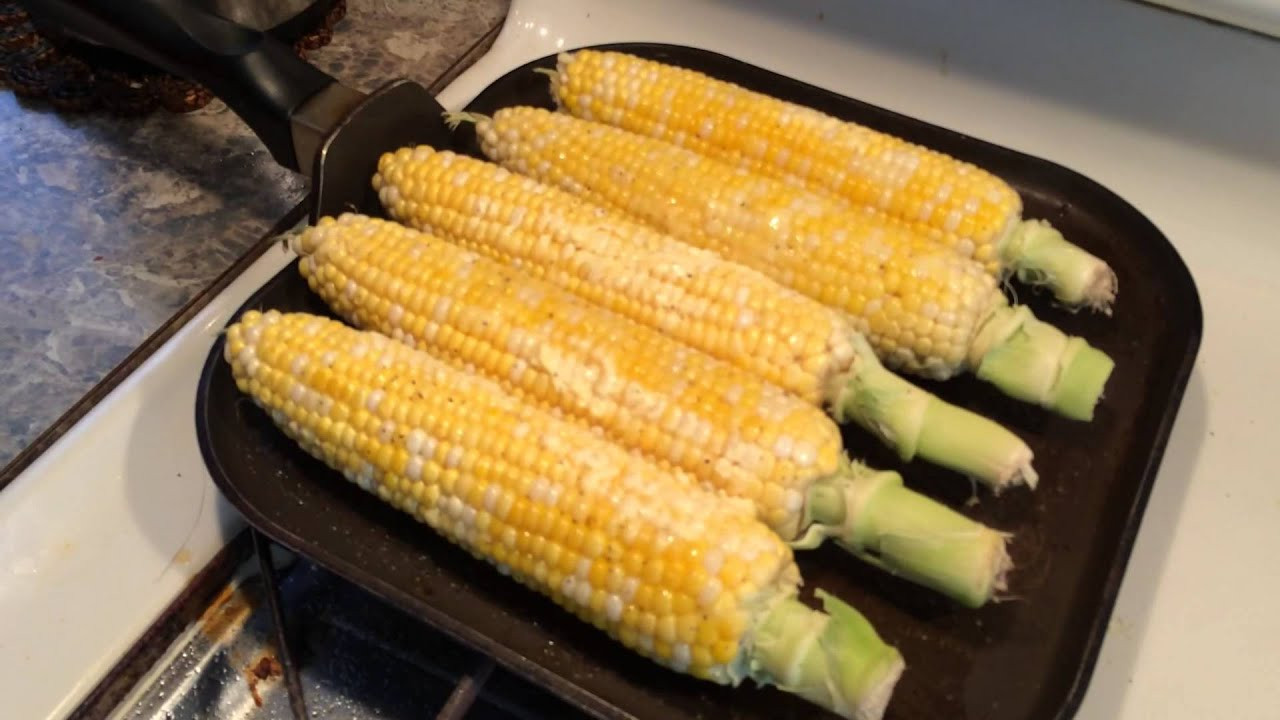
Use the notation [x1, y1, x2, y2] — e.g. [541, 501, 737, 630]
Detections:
[224, 309, 801, 683]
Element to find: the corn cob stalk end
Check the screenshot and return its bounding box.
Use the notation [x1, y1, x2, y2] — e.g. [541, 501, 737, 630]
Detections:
[1002, 219, 1118, 313]
[797, 463, 1012, 608]
[1048, 337, 1116, 421]
[970, 304, 1115, 420]
[829, 335, 1037, 491]
[750, 591, 904, 720]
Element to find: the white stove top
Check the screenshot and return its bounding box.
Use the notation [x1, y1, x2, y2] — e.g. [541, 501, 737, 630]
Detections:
[3, 1, 1278, 718]
[1145, 0, 1280, 37]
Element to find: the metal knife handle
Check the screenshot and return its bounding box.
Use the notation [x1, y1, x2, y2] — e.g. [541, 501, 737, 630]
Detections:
[25, 0, 338, 171]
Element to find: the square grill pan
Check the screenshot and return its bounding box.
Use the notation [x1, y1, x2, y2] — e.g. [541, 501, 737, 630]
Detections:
[196, 43, 1202, 720]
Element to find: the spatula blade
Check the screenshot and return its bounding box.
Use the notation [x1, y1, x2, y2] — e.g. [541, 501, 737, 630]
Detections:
[309, 79, 452, 222]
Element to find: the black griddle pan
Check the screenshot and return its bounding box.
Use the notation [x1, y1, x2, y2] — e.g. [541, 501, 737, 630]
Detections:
[196, 44, 1202, 720]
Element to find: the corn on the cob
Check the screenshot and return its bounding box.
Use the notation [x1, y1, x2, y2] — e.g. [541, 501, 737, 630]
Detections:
[546, 49, 1117, 311]
[225, 309, 904, 719]
[292, 214, 1012, 606]
[467, 107, 1115, 421]
[374, 147, 1036, 488]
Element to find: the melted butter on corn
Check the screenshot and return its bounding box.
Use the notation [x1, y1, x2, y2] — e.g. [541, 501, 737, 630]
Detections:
[294, 214, 841, 539]
[374, 147, 858, 400]
[470, 107, 1005, 379]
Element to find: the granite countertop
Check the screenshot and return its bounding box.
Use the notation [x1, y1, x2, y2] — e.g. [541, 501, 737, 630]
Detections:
[0, 0, 509, 468]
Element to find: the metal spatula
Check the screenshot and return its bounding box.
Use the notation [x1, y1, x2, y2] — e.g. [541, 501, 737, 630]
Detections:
[24, 0, 454, 222]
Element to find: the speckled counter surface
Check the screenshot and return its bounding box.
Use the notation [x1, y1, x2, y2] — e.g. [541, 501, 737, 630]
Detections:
[0, 0, 509, 467]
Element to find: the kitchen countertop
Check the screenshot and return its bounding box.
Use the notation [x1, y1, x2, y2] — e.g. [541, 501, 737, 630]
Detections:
[0, 0, 509, 468]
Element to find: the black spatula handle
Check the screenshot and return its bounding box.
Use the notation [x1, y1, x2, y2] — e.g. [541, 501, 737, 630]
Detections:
[26, 0, 337, 170]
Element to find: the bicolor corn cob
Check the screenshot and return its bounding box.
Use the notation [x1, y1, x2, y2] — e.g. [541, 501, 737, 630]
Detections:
[225, 309, 905, 719]
[292, 214, 1013, 606]
[467, 107, 1115, 421]
[374, 147, 1037, 489]
[546, 49, 1117, 311]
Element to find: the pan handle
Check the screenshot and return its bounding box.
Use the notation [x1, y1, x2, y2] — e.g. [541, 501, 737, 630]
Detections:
[25, 0, 339, 171]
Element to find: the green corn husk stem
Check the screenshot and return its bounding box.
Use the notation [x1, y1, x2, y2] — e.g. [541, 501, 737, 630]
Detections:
[828, 335, 1036, 492]
[969, 303, 1115, 421]
[795, 461, 1012, 608]
[443, 110, 489, 129]
[999, 219, 1117, 313]
[749, 591, 904, 720]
